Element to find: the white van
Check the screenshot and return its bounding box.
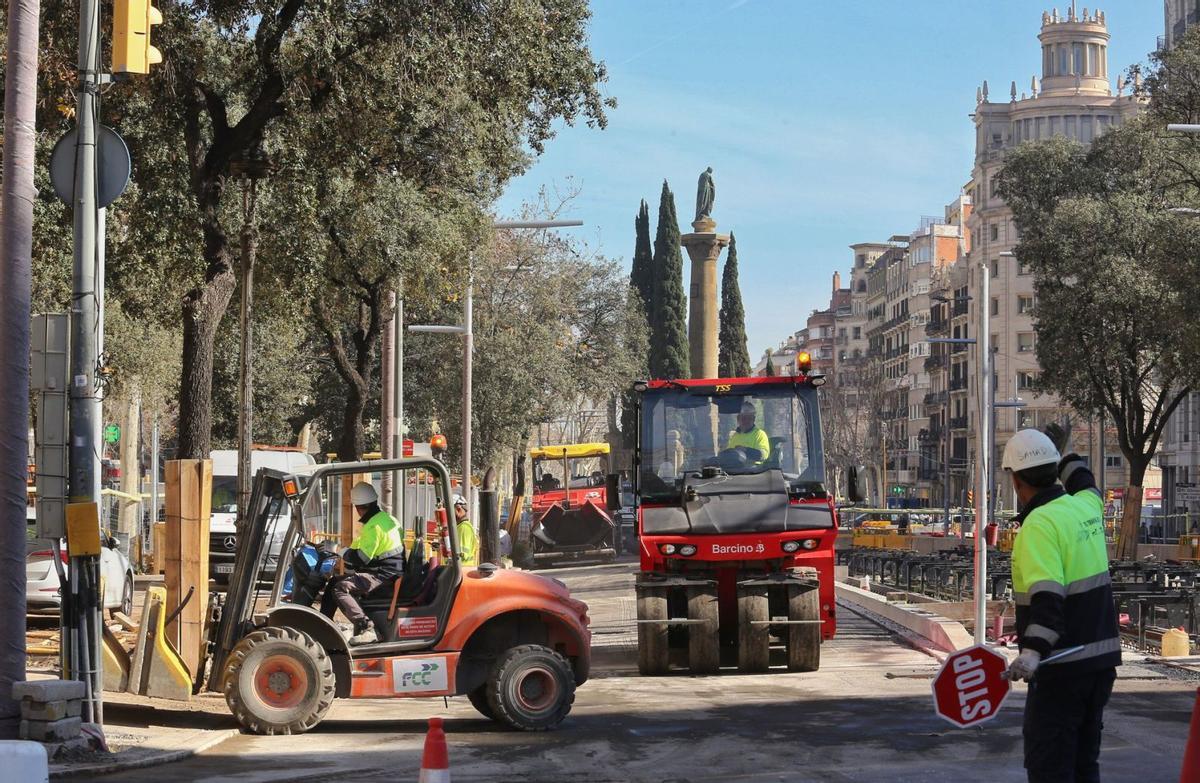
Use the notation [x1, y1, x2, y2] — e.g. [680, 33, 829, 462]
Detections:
[209, 448, 315, 583]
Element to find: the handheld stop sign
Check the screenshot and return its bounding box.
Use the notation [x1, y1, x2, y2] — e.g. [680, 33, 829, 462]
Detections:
[931, 644, 1011, 728]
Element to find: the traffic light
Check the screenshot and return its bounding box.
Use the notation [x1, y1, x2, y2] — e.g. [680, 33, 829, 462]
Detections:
[113, 0, 163, 75]
[892, 485, 903, 495]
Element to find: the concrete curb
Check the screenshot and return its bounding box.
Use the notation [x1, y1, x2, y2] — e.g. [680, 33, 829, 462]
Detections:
[835, 581, 974, 653]
[49, 727, 237, 779]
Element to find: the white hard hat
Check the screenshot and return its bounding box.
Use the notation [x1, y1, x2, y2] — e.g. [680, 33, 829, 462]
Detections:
[351, 481, 378, 506]
[1001, 429, 1061, 472]
[452, 494, 467, 508]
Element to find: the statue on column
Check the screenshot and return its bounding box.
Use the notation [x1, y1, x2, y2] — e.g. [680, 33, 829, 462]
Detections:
[695, 167, 715, 223]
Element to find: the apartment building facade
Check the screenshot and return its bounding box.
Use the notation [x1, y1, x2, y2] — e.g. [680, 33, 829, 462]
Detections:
[964, 5, 1143, 512]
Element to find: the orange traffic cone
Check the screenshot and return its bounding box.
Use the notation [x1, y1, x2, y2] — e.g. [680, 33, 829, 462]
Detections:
[1181, 687, 1200, 783]
[419, 717, 450, 783]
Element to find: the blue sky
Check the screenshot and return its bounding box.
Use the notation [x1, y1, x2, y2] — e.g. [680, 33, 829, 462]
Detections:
[495, 1, 1162, 359]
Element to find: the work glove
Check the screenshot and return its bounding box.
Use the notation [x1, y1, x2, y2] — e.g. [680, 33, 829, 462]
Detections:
[1043, 421, 1071, 455]
[1004, 649, 1042, 682]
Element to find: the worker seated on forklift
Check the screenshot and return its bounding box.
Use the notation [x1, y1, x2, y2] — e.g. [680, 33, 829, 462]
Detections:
[723, 401, 771, 467]
[318, 481, 405, 645]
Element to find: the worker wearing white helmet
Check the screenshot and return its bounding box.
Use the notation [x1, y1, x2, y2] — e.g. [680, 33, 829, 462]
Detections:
[1001, 424, 1119, 782]
[452, 494, 478, 567]
[321, 481, 404, 645]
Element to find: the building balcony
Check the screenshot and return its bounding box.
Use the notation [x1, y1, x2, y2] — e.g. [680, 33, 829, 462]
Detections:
[925, 319, 948, 337]
[917, 466, 940, 482]
[949, 416, 969, 430]
[949, 377, 969, 392]
[952, 301, 969, 317]
[924, 354, 945, 372]
[923, 391, 948, 407]
[918, 427, 942, 444]
[893, 469, 916, 484]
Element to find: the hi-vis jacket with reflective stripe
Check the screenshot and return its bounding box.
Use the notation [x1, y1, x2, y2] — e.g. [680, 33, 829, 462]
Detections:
[1012, 455, 1120, 678]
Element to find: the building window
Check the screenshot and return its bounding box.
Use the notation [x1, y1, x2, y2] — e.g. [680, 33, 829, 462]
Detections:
[1018, 409, 1040, 429]
[1018, 260, 1032, 276]
[1066, 115, 1077, 139]
[1018, 332, 1036, 353]
[1081, 115, 1094, 144]
[1017, 370, 1037, 390]
[989, 223, 999, 241]
[1050, 116, 1061, 136]
[1018, 295, 1035, 314]
[1105, 454, 1123, 469]
[991, 298, 999, 316]
[1059, 45, 1069, 76]
[1073, 43, 1084, 75]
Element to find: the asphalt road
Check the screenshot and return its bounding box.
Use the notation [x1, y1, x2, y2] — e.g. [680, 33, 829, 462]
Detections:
[100, 560, 1194, 782]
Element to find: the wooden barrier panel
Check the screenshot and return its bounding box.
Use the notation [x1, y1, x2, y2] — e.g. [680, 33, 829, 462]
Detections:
[164, 459, 211, 677]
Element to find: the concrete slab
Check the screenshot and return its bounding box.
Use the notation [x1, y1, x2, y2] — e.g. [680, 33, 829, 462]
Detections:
[836, 580, 974, 652]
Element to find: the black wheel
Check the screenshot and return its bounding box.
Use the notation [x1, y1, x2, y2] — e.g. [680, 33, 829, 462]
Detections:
[737, 585, 770, 673]
[223, 626, 335, 735]
[467, 684, 496, 720]
[687, 585, 720, 674]
[116, 574, 133, 618]
[485, 644, 575, 731]
[637, 585, 669, 675]
[786, 583, 821, 673]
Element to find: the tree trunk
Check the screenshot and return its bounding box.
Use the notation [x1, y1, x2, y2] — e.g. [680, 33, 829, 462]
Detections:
[1114, 454, 1149, 561]
[337, 380, 367, 461]
[0, 0, 39, 737]
[177, 270, 236, 458]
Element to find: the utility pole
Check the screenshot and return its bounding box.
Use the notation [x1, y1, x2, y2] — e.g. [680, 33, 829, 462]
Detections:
[66, 0, 105, 725]
[392, 295, 404, 516]
[233, 151, 269, 525]
[462, 276, 474, 516]
[380, 291, 395, 509]
[975, 259, 991, 645]
[0, 0, 40, 738]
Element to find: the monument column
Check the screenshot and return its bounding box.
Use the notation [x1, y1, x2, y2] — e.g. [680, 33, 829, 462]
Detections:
[681, 217, 729, 380]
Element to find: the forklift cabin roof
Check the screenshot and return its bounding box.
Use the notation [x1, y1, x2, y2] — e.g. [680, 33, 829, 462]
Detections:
[529, 443, 611, 461]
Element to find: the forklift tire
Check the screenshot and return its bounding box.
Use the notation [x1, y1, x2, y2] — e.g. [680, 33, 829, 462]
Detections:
[636, 586, 669, 675]
[485, 644, 575, 731]
[737, 586, 770, 673]
[686, 585, 720, 674]
[224, 626, 335, 735]
[785, 585, 821, 673]
[467, 685, 496, 720]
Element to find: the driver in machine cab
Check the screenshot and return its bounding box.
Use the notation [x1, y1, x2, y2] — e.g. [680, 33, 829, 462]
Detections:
[726, 401, 770, 464]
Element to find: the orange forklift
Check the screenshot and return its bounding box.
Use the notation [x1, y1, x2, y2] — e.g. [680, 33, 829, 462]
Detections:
[202, 456, 591, 734]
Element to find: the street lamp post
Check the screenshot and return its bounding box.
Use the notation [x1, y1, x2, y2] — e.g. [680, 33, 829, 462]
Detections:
[409, 219, 583, 518]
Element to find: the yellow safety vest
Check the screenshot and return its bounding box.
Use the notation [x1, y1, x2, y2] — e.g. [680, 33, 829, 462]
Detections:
[726, 427, 770, 462]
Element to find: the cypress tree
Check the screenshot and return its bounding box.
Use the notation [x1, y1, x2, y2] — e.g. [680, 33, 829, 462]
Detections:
[630, 200, 653, 314]
[718, 232, 752, 378]
[763, 350, 776, 377]
[650, 180, 689, 379]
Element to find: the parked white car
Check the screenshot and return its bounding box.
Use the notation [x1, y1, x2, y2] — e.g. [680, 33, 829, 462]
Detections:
[26, 508, 135, 617]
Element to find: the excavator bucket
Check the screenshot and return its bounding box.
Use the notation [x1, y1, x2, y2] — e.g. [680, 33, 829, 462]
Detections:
[532, 501, 616, 565]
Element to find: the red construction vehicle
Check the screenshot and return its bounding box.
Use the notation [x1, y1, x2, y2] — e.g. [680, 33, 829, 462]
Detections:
[528, 442, 618, 566]
[630, 362, 838, 674]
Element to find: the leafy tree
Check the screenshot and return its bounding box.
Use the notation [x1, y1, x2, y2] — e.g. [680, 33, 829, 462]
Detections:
[996, 118, 1200, 558]
[630, 200, 654, 314]
[404, 220, 643, 479]
[126, 0, 612, 459]
[759, 349, 776, 377]
[650, 181, 689, 379]
[718, 232, 751, 378]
